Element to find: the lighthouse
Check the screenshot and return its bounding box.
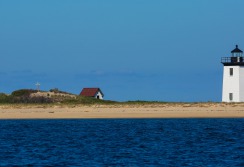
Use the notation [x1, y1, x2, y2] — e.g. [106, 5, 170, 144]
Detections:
[221, 45, 244, 102]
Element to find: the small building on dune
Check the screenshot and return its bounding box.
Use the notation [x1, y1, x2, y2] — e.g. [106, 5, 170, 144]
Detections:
[80, 88, 104, 100]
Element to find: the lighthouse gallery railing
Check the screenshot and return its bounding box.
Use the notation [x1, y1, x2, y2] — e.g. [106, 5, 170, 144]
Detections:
[221, 57, 244, 64]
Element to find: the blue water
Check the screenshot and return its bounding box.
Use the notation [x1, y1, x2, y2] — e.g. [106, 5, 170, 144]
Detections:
[1, 119, 244, 166]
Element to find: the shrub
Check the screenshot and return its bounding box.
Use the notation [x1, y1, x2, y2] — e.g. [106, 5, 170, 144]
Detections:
[11, 89, 37, 97]
[0, 93, 11, 103]
[50, 88, 59, 93]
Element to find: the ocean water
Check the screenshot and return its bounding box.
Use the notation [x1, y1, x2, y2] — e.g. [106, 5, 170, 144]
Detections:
[0, 119, 244, 166]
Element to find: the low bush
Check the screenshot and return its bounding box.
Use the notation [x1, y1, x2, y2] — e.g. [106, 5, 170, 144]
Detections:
[0, 93, 11, 103]
[11, 89, 37, 97]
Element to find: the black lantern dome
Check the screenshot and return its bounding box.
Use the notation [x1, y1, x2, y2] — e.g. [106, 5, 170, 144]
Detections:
[231, 45, 243, 57]
[221, 45, 244, 66]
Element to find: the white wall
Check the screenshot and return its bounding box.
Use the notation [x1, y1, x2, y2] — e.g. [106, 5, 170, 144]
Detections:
[95, 91, 103, 100]
[222, 66, 240, 102]
[239, 66, 244, 102]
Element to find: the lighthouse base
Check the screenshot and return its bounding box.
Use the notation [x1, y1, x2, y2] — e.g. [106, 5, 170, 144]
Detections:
[222, 66, 244, 102]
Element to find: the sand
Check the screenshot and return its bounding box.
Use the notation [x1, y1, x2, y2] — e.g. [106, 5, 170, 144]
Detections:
[1, 103, 244, 119]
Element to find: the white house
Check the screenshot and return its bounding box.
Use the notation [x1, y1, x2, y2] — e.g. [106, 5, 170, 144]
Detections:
[80, 88, 104, 100]
[221, 45, 244, 102]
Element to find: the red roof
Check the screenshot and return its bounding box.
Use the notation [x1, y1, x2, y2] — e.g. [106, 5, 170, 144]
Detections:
[80, 88, 104, 97]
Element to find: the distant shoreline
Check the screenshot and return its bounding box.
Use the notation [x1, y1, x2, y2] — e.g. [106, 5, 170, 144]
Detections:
[1, 103, 244, 119]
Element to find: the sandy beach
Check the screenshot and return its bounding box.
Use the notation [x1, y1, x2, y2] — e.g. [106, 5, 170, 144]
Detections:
[1, 103, 244, 119]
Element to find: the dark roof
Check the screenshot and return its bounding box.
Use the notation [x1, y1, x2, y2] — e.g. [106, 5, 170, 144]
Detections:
[231, 45, 243, 53]
[80, 88, 104, 97]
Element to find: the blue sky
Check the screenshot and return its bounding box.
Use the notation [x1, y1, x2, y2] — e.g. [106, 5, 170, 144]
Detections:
[1, 0, 244, 102]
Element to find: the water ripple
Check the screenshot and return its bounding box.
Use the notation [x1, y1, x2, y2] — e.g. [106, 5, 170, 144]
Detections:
[0, 119, 244, 166]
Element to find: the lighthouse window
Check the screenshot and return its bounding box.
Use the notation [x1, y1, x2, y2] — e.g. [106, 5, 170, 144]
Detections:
[229, 93, 233, 101]
[230, 68, 233, 76]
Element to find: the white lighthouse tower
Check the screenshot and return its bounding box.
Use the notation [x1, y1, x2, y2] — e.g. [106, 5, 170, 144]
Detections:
[222, 45, 244, 102]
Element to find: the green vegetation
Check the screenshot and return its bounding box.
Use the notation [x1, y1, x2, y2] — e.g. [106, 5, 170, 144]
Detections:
[61, 96, 116, 105]
[0, 89, 219, 105]
[0, 93, 11, 103]
[49, 88, 73, 95]
[124, 100, 168, 104]
[0, 89, 117, 105]
[0, 89, 53, 104]
[11, 89, 38, 97]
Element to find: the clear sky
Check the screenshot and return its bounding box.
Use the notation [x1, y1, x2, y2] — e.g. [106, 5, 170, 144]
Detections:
[1, 0, 244, 102]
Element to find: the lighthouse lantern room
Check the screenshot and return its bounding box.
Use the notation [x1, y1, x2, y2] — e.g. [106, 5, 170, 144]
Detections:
[221, 45, 244, 102]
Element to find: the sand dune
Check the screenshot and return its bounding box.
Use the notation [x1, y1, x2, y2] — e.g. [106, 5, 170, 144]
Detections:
[1, 103, 244, 119]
